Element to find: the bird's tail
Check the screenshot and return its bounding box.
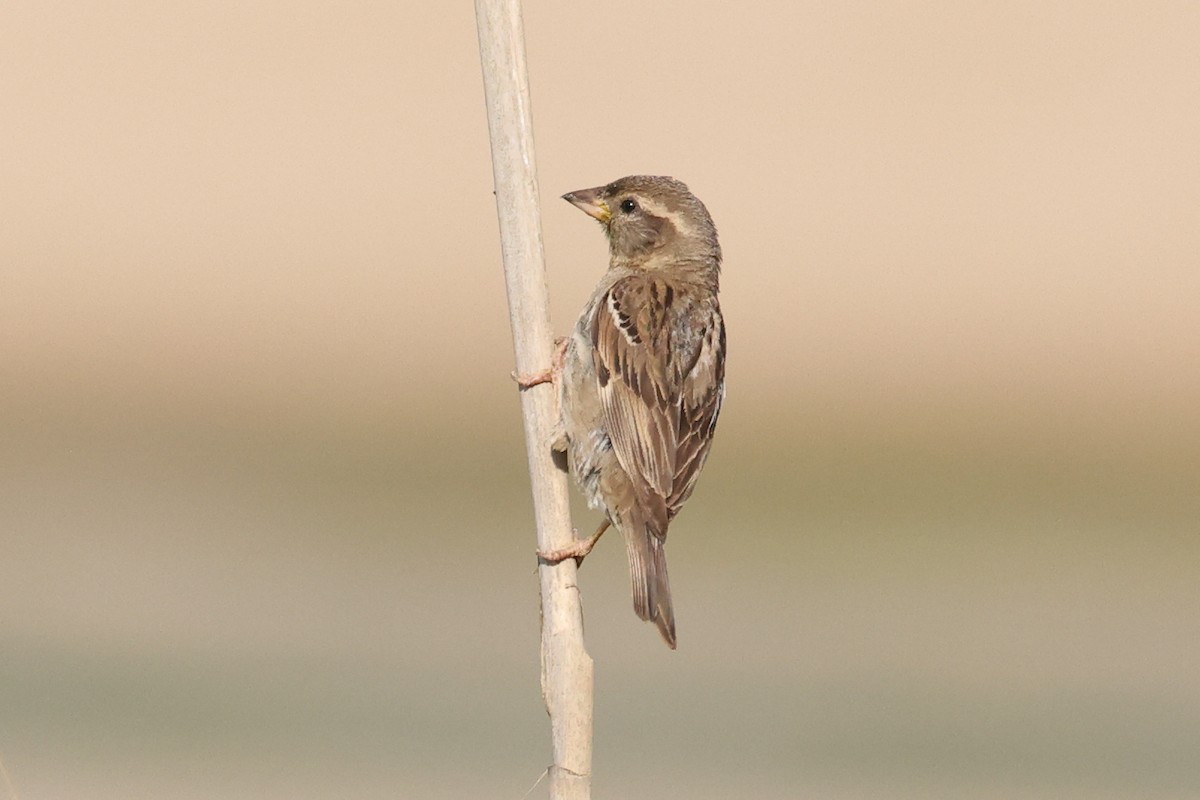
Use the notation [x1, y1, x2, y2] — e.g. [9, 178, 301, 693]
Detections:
[626, 524, 676, 649]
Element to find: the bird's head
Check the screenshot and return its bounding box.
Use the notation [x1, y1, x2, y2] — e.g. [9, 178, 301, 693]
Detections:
[562, 175, 720, 273]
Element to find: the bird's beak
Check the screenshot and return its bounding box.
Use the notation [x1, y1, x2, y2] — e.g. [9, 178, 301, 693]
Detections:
[562, 187, 611, 223]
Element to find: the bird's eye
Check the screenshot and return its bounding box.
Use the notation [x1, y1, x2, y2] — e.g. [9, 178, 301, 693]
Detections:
[619, 198, 638, 214]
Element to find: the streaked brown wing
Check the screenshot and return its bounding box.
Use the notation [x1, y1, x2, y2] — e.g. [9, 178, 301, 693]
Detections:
[590, 275, 726, 537]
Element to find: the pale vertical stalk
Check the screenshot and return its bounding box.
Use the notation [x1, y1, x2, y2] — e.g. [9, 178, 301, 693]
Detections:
[473, 1, 593, 797]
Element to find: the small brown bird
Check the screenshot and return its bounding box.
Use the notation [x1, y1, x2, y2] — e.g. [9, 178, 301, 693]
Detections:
[524, 175, 726, 649]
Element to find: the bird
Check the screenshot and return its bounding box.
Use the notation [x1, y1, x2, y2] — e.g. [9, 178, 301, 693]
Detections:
[519, 175, 726, 649]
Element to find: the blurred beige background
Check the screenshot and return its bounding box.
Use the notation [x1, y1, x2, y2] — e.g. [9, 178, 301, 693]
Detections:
[2, 1, 1198, 798]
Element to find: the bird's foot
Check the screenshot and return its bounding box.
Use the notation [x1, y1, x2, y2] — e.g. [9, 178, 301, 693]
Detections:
[537, 520, 611, 566]
[512, 337, 569, 390]
[513, 367, 553, 389]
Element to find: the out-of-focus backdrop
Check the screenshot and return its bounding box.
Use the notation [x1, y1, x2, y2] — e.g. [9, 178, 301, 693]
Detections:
[2, 2, 1197, 798]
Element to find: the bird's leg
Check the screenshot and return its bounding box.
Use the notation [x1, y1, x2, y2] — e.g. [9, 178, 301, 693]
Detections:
[537, 519, 611, 565]
[513, 337, 569, 389]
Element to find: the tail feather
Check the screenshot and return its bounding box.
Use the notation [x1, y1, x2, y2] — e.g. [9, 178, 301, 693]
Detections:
[626, 528, 676, 649]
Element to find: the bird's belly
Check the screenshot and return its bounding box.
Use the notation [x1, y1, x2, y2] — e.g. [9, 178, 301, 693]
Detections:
[559, 332, 616, 514]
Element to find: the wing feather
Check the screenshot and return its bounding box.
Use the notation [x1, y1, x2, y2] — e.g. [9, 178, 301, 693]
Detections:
[591, 275, 725, 538]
